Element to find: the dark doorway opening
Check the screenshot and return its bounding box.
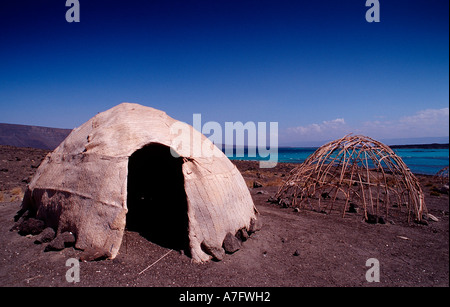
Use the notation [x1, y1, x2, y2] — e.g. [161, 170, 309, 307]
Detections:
[126, 143, 189, 252]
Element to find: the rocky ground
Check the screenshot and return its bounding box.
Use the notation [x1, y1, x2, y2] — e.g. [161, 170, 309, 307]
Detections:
[0, 145, 448, 287]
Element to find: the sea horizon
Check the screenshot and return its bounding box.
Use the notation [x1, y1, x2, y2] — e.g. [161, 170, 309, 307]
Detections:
[225, 145, 449, 176]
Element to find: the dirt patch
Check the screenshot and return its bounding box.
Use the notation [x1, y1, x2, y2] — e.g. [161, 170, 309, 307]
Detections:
[0, 146, 448, 287]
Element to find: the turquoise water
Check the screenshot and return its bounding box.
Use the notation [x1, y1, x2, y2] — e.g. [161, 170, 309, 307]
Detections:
[227, 147, 449, 175]
[392, 148, 449, 175]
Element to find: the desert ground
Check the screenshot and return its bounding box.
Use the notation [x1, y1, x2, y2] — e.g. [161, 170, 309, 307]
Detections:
[0, 145, 448, 287]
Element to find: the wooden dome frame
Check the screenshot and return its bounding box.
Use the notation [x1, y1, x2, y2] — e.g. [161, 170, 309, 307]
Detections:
[274, 135, 426, 223]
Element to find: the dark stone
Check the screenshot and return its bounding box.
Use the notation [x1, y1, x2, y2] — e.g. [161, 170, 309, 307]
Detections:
[279, 198, 291, 208]
[293, 250, 300, 256]
[415, 219, 429, 226]
[439, 185, 449, 195]
[365, 214, 378, 224]
[13, 208, 29, 223]
[267, 196, 278, 203]
[45, 236, 65, 251]
[253, 181, 263, 188]
[235, 228, 249, 242]
[60, 232, 76, 246]
[348, 203, 359, 213]
[222, 232, 241, 254]
[248, 217, 262, 234]
[44, 231, 76, 251]
[22, 176, 32, 184]
[18, 218, 45, 235]
[321, 192, 330, 199]
[11, 209, 31, 232]
[79, 247, 111, 262]
[201, 241, 225, 261]
[34, 227, 55, 244]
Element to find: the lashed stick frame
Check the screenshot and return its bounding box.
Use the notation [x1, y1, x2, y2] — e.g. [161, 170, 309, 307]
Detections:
[274, 135, 427, 223]
[435, 166, 449, 185]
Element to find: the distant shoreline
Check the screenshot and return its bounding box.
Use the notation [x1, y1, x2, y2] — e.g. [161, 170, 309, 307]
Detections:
[389, 143, 449, 149]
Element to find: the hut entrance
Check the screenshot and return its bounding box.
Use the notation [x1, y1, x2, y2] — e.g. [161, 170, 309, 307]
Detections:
[126, 143, 189, 252]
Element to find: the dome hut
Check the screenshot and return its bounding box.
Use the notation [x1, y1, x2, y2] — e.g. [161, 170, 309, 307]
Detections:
[274, 135, 426, 223]
[17, 103, 258, 262]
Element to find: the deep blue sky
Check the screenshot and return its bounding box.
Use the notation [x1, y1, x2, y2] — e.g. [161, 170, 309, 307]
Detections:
[0, 0, 448, 145]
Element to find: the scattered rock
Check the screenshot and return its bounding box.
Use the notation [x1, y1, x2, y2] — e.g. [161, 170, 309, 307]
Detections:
[293, 207, 300, 212]
[321, 192, 331, 199]
[222, 232, 241, 254]
[267, 196, 278, 203]
[415, 219, 429, 226]
[79, 247, 111, 262]
[293, 250, 300, 256]
[21, 176, 32, 184]
[248, 217, 262, 234]
[365, 213, 378, 224]
[279, 198, 291, 208]
[0, 168, 8, 172]
[253, 181, 263, 188]
[348, 203, 359, 213]
[431, 185, 449, 196]
[44, 231, 76, 251]
[256, 190, 268, 195]
[11, 209, 30, 232]
[364, 214, 387, 225]
[377, 216, 386, 224]
[13, 208, 29, 223]
[201, 241, 225, 261]
[235, 228, 249, 242]
[34, 227, 55, 244]
[18, 218, 45, 235]
[45, 236, 65, 251]
[60, 231, 76, 246]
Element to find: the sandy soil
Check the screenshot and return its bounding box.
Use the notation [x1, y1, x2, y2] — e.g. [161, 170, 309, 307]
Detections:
[0, 145, 448, 287]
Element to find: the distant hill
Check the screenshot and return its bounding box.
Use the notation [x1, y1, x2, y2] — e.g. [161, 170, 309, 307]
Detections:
[1, 122, 449, 152]
[0, 123, 72, 150]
